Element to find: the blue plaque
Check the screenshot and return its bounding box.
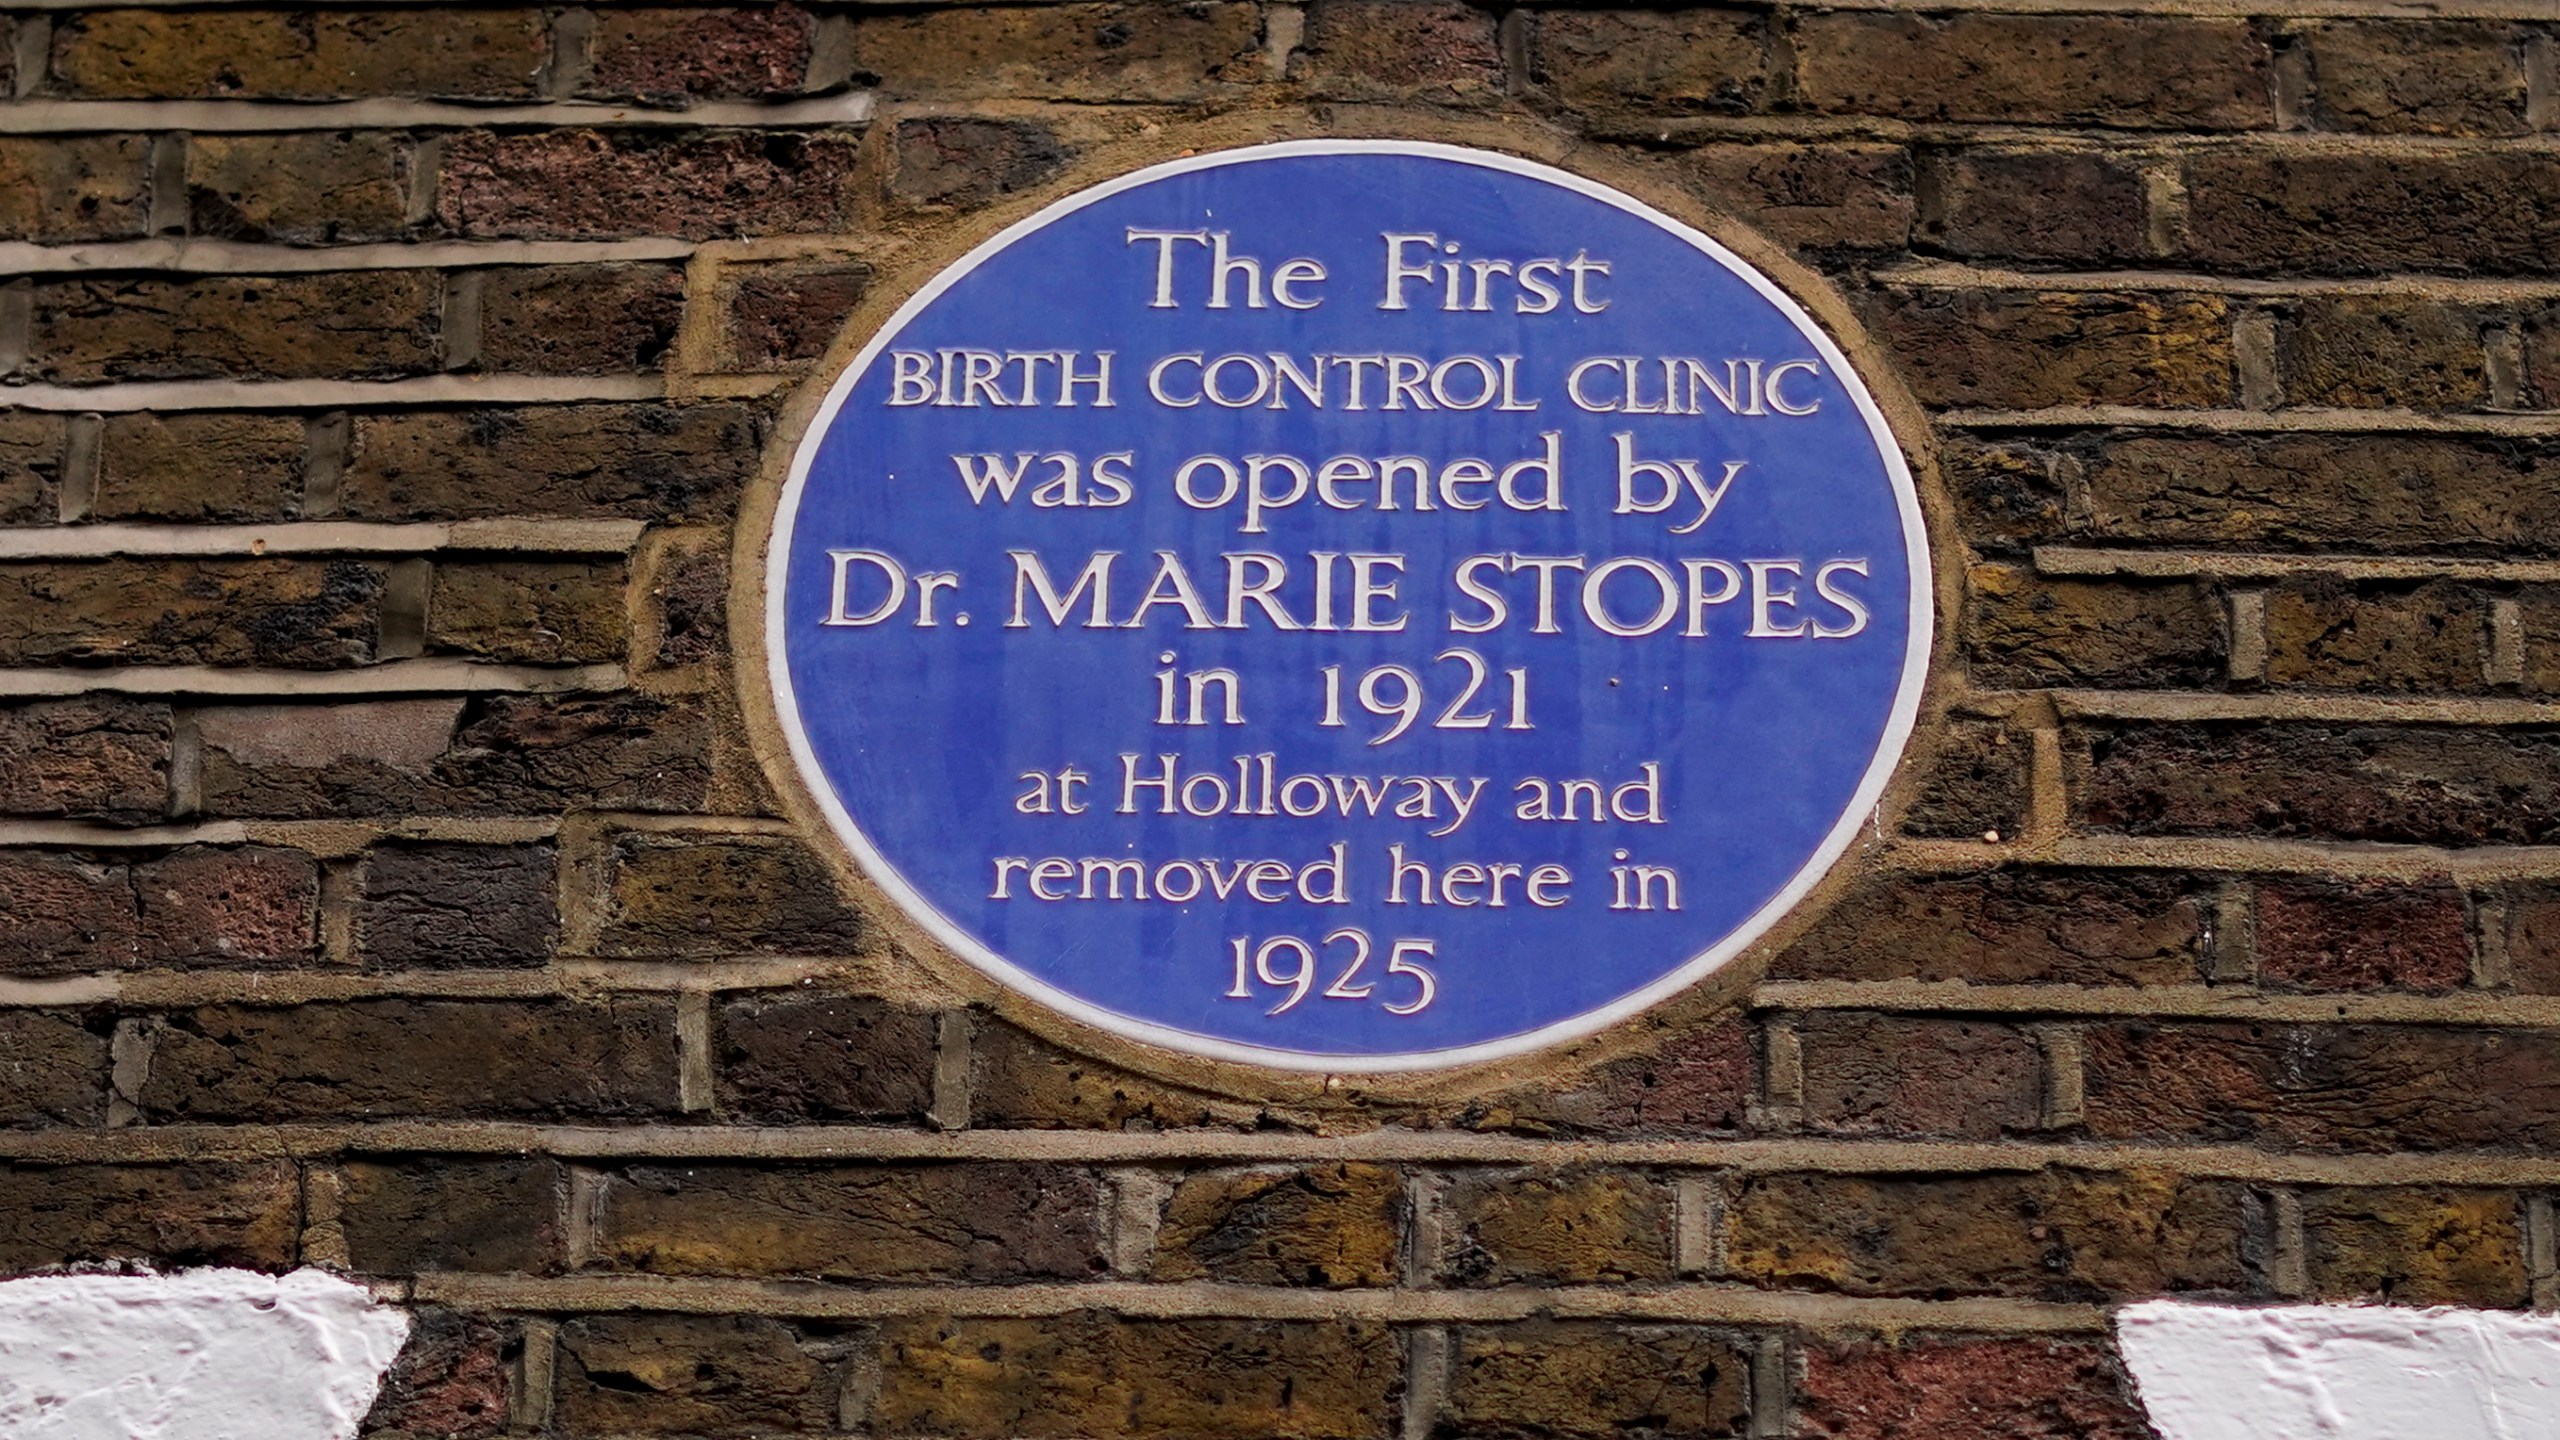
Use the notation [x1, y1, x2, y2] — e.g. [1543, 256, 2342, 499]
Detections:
[766, 140, 1931, 1071]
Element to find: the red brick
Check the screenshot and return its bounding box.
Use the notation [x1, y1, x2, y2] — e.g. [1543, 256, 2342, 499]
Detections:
[0, 136, 152, 242]
[1798, 1014, 2044, 1140]
[0, 698, 169, 823]
[2256, 880, 2472, 992]
[712, 993, 937, 1123]
[1156, 1163, 1401, 1287]
[1443, 1322, 1753, 1439]
[2263, 578, 2489, 692]
[593, 1163, 1105, 1280]
[1529, 10, 1770, 114]
[0, 558, 384, 668]
[0, 1162, 302, 1271]
[720, 261, 870, 369]
[359, 843, 557, 969]
[1797, 1337, 2151, 1440]
[137, 998, 681, 1122]
[1868, 289, 2234, 409]
[96, 413, 303, 523]
[844, 3, 1261, 101]
[1964, 565, 2226, 688]
[341, 1158, 566, 1274]
[436, 129, 864, 240]
[340, 404, 764, 523]
[0, 852, 138, 975]
[134, 845, 319, 965]
[1444, 1168, 1673, 1284]
[555, 1314, 836, 1436]
[2300, 1186, 2527, 1306]
[0, 1013, 110, 1127]
[185, 133, 409, 244]
[1796, 13, 2270, 128]
[1773, 870, 2206, 987]
[476, 265, 685, 375]
[589, 5, 815, 106]
[2306, 21, 2535, 136]
[2082, 1021, 2560, 1152]
[0, 413, 64, 524]
[28, 274, 442, 384]
[362, 1309, 514, 1438]
[2275, 296, 2495, 409]
[1292, 0, 1503, 101]
[1452, 1014, 1753, 1137]
[2185, 150, 2560, 276]
[1922, 148, 2153, 267]
[892, 117, 1075, 208]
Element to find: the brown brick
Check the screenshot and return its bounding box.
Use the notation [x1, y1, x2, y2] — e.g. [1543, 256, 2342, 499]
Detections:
[0, 412, 64, 524]
[970, 1019, 1277, 1131]
[646, 544, 728, 668]
[594, 832, 863, 958]
[1775, 870, 2205, 987]
[2300, 1186, 2527, 1305]
[713, 993, 936, 1123]
[2186, 151, 2560, 276]
[1457, 1015, 1754, 1138]
[2266, 579, 2490, 694]
[2307, 22, 2534, 136]
[95, 413, 303, 523]
[873, 1314, 1398, 1439]
[1901, 716, 2027, 841]
[1445, 1168, 1673, 1285]
[1922, 149, 2151, 266]
[2254, 881, 2472, 993]
[359, 843, 557, 969]
[2083, 1020, 2560, 1152]
[1729, 1169, 2249, 1303]
[595, 1163, 1104, 1281]
[2527, 307, 2560, 409]
[1942, 437, 2069, 555]
[2079, 433, 2560, 554]
[341, 404, 763, 522]
[2275, 297, 2494, 409]
[185, 132, 408, 244]
[1965, 565, 2226, 688]
[1661, 144, 1913, 253]
[0, 1013, 109, 1127]
[1444, 1321, 1753, 1439]
[556, 1314, 835, 1436]
[0, 559, 384, 667]
[1869, 289, 2234, 409]
[137, 998, 680, 1122]
[2508, 884, 2560, 993]
[1292, 0, 1503, 101]
[134, 845, 319, 965]
[1798, 1014, 2044, 1140]
[0, 136, 151, 242]
[2073, 722, 2560, 847]
[197, 694, 713, 819]
[0, 1162, 301, 1271]
[1798, 13, 2269, 127]
[891, 117, 1075, 208]
[27, 274, 442, 384]
[341, 1158, 565, 1274]
[1797, 1337, 2150, 1440]
[720, 260, 870, 370]
[427, 560, 629, 665]
[845, 2, 1260, 101]
[362, 1310, 514, 1438]
[0, 852, 138, 974]
[1156, 1163, 1399, 1288]
[1530, 10, 1768, 114]
[50, 9, 545, 98]
[437, 129, 864, 240]
[476, 265, 685, 375]
[0, 697, 169, 823]
[589, 4, 815, 106]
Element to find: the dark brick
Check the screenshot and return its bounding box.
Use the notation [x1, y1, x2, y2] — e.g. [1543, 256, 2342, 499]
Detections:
[1729, 1169, 2249, 1302]
[340, 404, 763, 522]
[2300, 1186, 2527, 1305]
[362, 1309, 514, 1439]
[2306, 21, 2535, 136]
[1455, 1015, 1754, 1138]
[720, 260, 869, 370]
[2257, 880, 2472, 993]
[1901, 717, 2028, 841]
[1444, 1322, 1753, 1439]
[341, 1158, 565, 1274]
[134, 844, 319, 965]
[556, 1314, 835, 1436]
[1157, 1163, 1400, 1288]
[971, 1019, 1278, 1131]
[0, 852, 138, 974]
[476, 265, 684, 375]
[1773, 869, 2206, 987]
[646, 544, 729, 668]
[1660, 144, 1913, 253]
[594, 832, 863, 958]
[1942, 436, 2070, 554]
[0, 1162, 301, 1272]
[185, 132, 409, 244]
[2082, 1020, 2560, 1152]
[359, 843, 558, 969]
[2275, 297, 2494, 409]
[2263, 578, 2487, 692]
[1530, 10, 1769, 115]
[1444, 1168, 1673, 1285]
[96, 413, 303, 523]
[0, 558, 383, 667]
[1868, 289, 2233, 409]
[2185, 150, 2560, 276]
[2528, 307, 2560, 409]
[2508, 884, 2560, 994]
[873, 1314, 1398, 1439]
[1922, 149, 2152, 266]
[1797, 1337, 2151, 1440]
[437, 129, 864, 240]
[2078, 434, 2560, 555]
[427, 560, 629, 664]
[0, 1013, 109, 1127]
[0, 698, 169, 823]
[27, 273, 442, 383]
[1292, 0, 1504, 101]
[595, 1163, 1104, 1281]
[2073, 722, 2560, 846]
[137, 998, 680, 1121]
[0, 412, 64, 524]
[1965, 565, 2226, 688]
[50, 9, 546, 98]
[589, 4, 815, 106]
[713, 993, 936, 1123]
[892, 117, 1074, 208]
[1796, 13, 2270, 127]
[0, 136, 151, 242]
[1798, 1014, 2044, 1140]
[844, 2, 1261, 101]
[196, 694, 713, 819]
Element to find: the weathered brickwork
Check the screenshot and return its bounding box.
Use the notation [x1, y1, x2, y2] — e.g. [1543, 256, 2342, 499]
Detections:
[0, 2, 2552, 1435]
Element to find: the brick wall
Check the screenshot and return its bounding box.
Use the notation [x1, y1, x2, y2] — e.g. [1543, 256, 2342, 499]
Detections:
[0, 1, 2555, 1435]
